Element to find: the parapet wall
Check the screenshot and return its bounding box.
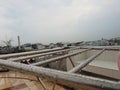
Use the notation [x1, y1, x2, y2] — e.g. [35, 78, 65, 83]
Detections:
[67, 49, 120, 79]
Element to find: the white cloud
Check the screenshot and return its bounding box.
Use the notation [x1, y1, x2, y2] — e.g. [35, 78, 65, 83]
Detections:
[0, 0, 120, 45]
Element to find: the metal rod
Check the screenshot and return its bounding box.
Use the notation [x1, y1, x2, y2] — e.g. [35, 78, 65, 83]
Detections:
[0, 47, 81, 59]
[37, 76, 48, 90]
[31, 49, 91, 66]
[68, 57, 75, 67]
[0, 59, 119, 90]
[80, 46, 120, 51]
[9, 49, 70, 62]
[68, 49, 105, 73]
[0, 48, 65, 59]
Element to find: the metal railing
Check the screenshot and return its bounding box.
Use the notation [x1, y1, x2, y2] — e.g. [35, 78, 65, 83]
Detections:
[0, 46, 120, 90]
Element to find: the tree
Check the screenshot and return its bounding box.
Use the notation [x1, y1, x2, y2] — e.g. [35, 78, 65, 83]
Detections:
[3, 39, 13, 47]
[56, 42, 63, 47]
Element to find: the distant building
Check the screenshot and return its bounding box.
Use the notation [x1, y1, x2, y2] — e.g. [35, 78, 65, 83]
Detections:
[94, 39, 109, 46]
[49, 43, 57, 48]
[56, 42, 63, 47]
[74, 41, 84, 46]
[22, 43, 32, 51]
[32, 43, 45, 50]
[109, 37, 120, 45]
[83, 39, 109, 46]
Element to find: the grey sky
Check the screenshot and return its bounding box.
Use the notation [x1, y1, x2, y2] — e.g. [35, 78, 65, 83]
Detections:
[0, 0, 120, 45]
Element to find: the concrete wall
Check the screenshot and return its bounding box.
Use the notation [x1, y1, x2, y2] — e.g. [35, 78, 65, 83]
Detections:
[67, 49, 119, 70]
[67, 49, 120, 79]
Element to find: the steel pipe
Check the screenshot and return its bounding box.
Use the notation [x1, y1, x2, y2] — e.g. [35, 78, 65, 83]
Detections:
[0, 48, 65, 59]
[31, 49, 91, 66]
[0, 59, 119, 90]
[80, 46, 120, 51]
[9, 49, 70, 62]
[68, 49, 105, 73]
[0, 47, 81, 59]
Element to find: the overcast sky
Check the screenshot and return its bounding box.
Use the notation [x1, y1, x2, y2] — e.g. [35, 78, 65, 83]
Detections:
[0, 0, 120, 45]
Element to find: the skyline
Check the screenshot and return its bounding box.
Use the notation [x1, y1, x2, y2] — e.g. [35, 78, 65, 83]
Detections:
[0, 0, 120, 45]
